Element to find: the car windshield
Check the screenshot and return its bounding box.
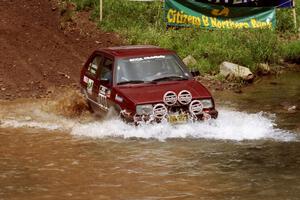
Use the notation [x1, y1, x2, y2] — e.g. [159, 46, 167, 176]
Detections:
[116, 54, 190, 85]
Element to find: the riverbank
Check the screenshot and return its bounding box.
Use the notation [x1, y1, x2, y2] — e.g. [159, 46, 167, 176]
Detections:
[67, 0, 300, 92]
[0, 0, 299, 101]
[69, 0, 300, 73]
[0, 0, 121, 100]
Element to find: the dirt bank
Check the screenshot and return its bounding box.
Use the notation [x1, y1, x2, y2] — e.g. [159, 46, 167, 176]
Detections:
[0, 0, 121, 100]
[1, 0, 298, 101]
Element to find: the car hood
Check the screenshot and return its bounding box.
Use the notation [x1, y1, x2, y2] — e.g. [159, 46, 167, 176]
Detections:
[115, 80, 212, 105]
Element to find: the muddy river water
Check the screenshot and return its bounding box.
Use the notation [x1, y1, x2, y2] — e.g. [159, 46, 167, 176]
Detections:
[0, 72, 300, 200]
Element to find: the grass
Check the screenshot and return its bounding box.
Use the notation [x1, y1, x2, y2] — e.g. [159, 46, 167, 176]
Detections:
[68, 0, 300, 74]
[281, 40, 300, 62]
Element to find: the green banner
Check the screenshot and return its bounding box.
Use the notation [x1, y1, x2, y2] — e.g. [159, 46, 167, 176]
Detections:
[165, 0, 276, 29]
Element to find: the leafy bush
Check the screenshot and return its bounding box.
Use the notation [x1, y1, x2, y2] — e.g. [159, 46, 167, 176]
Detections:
[277, 9, 295, 32]
[281, 40, 300, 62]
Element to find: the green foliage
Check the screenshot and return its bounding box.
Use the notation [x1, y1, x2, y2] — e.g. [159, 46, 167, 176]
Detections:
[70, 0, 299, 74]
[99, 0, 163, 31]
[277, 9, 295, 32]
[277, 0, 300, 33]
[59, 1, 75, 22]
[281, 40, 300, 62]
[70, 0, 96, 10]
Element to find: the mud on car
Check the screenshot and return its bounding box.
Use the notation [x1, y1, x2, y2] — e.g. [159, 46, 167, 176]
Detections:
[80, 45, 218, 125]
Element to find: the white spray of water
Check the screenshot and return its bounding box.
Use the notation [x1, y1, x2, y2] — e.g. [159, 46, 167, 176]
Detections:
[71, 109, 296, 141]
[0, 106, 296, 142]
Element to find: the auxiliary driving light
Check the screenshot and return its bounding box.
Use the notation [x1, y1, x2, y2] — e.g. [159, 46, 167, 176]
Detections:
[178, 90, 192, 105]
[189, 100, 203, 115]
[163, 91, 177, 106]
[153, 103, 168, 119]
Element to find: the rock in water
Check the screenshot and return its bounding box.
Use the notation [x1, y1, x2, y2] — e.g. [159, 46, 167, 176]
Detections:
[220, 61, 254, 81]
[258, 63, 271, 75]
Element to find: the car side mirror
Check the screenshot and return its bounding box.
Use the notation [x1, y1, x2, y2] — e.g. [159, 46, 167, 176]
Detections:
[190, 69, 200, 77]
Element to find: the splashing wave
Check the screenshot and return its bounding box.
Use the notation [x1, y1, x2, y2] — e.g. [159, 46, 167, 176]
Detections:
[0, 105, 296, 141]
[71, 109, 296, 141]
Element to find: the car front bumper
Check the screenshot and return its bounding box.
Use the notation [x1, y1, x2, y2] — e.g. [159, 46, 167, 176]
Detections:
[131, 108, 218, 125]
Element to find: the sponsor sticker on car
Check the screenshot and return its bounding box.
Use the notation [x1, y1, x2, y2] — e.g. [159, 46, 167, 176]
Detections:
[87, 78, 94, 94]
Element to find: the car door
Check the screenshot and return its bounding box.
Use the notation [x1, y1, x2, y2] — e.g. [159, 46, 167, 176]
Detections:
[82, 54, 103, 100]
[92, 56, 114, 112]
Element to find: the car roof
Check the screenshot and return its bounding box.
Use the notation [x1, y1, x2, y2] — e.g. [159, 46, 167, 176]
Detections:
[96, 45, 175, 58]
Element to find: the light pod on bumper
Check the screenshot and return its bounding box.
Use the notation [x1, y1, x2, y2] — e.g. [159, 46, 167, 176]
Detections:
[178, 90, 192, 105]
[189, 100, 203, 115]
[153, 103, 168, 119]
[163, 91, 177, 106]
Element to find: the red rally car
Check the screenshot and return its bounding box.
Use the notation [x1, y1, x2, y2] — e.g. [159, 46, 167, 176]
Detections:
[80, 45, 218, 124]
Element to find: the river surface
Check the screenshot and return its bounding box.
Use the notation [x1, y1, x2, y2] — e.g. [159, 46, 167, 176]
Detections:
[0, 72, 299, 200]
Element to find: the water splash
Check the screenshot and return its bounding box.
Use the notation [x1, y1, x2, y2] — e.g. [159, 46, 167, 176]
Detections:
[0, 100, 296, 142]
[42, 89, 90, 118]
[70, 109, 296, 142]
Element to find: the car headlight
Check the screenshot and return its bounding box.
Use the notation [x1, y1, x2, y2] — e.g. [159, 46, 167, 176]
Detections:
[136, 104, 153, 115]
[200, 99, 213, 109]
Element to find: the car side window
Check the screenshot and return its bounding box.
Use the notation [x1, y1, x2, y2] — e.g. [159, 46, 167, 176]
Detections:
[99, 58, 113, 85]
[88, 56, 102, 76]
